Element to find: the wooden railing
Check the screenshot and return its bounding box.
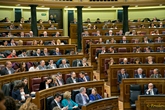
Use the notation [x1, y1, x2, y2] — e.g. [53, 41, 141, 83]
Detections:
[32, 81, 104, 110]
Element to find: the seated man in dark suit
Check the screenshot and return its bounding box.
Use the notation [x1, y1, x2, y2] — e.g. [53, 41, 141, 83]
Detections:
[107, 46, 117, 53]
[32, 49, 42, 56]
[117, 68, 129, 84]
[1, 61, 15, 76]
[66, 71, 79, 84]
[95, 46, 106, 60]
[50, 93, 68, 110]
[120, 58, 130, 64]
[52, 48, 62, 56]
[134, 68, 146, 78]
[75, 87, 89, 108]
[143, 36, 152, 43]
[41, 48, 50, 56]
[157, 46, 165, 52]
[59, 59, 70, 68]
[150, 68, 162, 78]
[56, 72, 64, 86]
[145, 83, 159, 95]
[78, 71, 90, 82]
[73, 58, 89, 67]
[94, 18, 101, 24]
[105, 30, 114, 36]
[94, 30, 101, 36]
[155, 36, 163, 43]
[120, 36, 129, 44]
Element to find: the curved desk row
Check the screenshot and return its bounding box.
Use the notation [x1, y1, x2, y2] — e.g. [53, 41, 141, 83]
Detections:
[82, 97, 118, 110]
[32, 81, 105, 110]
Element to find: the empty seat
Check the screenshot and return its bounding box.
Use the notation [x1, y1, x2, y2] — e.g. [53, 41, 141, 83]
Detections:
[86, 88, 92, 96]
[118, 48, 127, 53]
[31, 78, 41, 92]
[41, 76, 48, 82]
[46, 96, 54, 110]
[71, 89, 80, 102]
[130, 84, 141, 108]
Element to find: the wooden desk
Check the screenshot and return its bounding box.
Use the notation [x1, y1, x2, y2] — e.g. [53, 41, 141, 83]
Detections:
[0, 66, 94, 91]
[0, 29, 63, 36]
[82, 35, 165, 54]
[0, 55, 83, 66]
[0, 45, 76, 55]
[0, 23, 58, 29]
[38, 29, 63, 36]
[32, 81, 105, 110]
[119, 79, 165, 110]
[108, 64, 165, 96]
[90, 44, 165, 69]
[82, 97, 118, 110]
[0, 37, 70, 44]
[136, 95, 165, 110]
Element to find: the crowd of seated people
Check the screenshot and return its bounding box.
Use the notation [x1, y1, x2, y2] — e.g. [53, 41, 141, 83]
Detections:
[0, 57, 89, 75]
[50, 87, 102, 110]
[0, 47, 76, 58]
[117, 68, 163, 84]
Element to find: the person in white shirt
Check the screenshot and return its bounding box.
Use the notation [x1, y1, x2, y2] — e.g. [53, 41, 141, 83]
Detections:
[145, 83, 159, 95]
[29, 62, 39, 71]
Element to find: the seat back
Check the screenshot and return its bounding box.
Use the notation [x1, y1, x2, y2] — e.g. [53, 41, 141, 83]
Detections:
[86, 88, 92, 96]
[118, 48, 127, 53]
[130, 84, 141, 106]
[31, 78, 42, 92]
[2, 83, 11, 96]
[46, 96, 54, 110]
[71, 89, 80, 102]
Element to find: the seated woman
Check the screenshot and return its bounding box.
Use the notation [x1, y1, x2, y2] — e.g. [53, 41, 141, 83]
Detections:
[18, 62, 26, 72]
[38, 39, 44, 46]
[109, 57, 115, 66]
[29, 62, 39, 71]
[8, 38, 16, 46]
[133, 46, 141, 53]
[144, 47, 152, 53]
[6, 32, 13, 37]
[56, 39, 64, 45]
[133, 58, 142, 64]
[54, 31, 60, 37]
[89, 88, 102, 101]
[20, 17, 25, 23]
[147, 56, 154, 64]
[97, 38, 104, 44]
[17, 40, 23, 46]
[62, 91, 79, 110]
[39, 77, 53, 91]
[32, 40, 38, 46]
[12, 82, 26, 102]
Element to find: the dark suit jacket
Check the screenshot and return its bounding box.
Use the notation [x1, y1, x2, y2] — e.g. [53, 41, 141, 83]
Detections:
[52, 52, 62, 55]
[150, 74, 162, 78]
[120, 40, 129, 43]
[56, 79, 64, 85]
[78, 76, 90, 82]
[32, 53, 43, 56]
[12, 90, 22, 101]
[41, 52, 50, 56]
[157, 50, 165, 52]
[50, 100, 62, 110]
[95, 50, 106, 58]
[75, 93, 89, 108]
[72, 60, 89, 67]
[39, 81, 52, 91]
[120, 62, 130, 64]
[66, 77, 79, 84]
[145, 88, 159, 95]
[134, 73, 146, 78]
[117, 73, 129, 84]
[1, 67, 15, 76]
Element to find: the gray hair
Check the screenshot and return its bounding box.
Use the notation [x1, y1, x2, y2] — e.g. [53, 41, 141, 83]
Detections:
[137, 68, 143, 71]
[79, 87, 86, 93]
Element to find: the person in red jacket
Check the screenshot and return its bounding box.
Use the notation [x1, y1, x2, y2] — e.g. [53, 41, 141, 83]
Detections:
[7, 50, 17, 58]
